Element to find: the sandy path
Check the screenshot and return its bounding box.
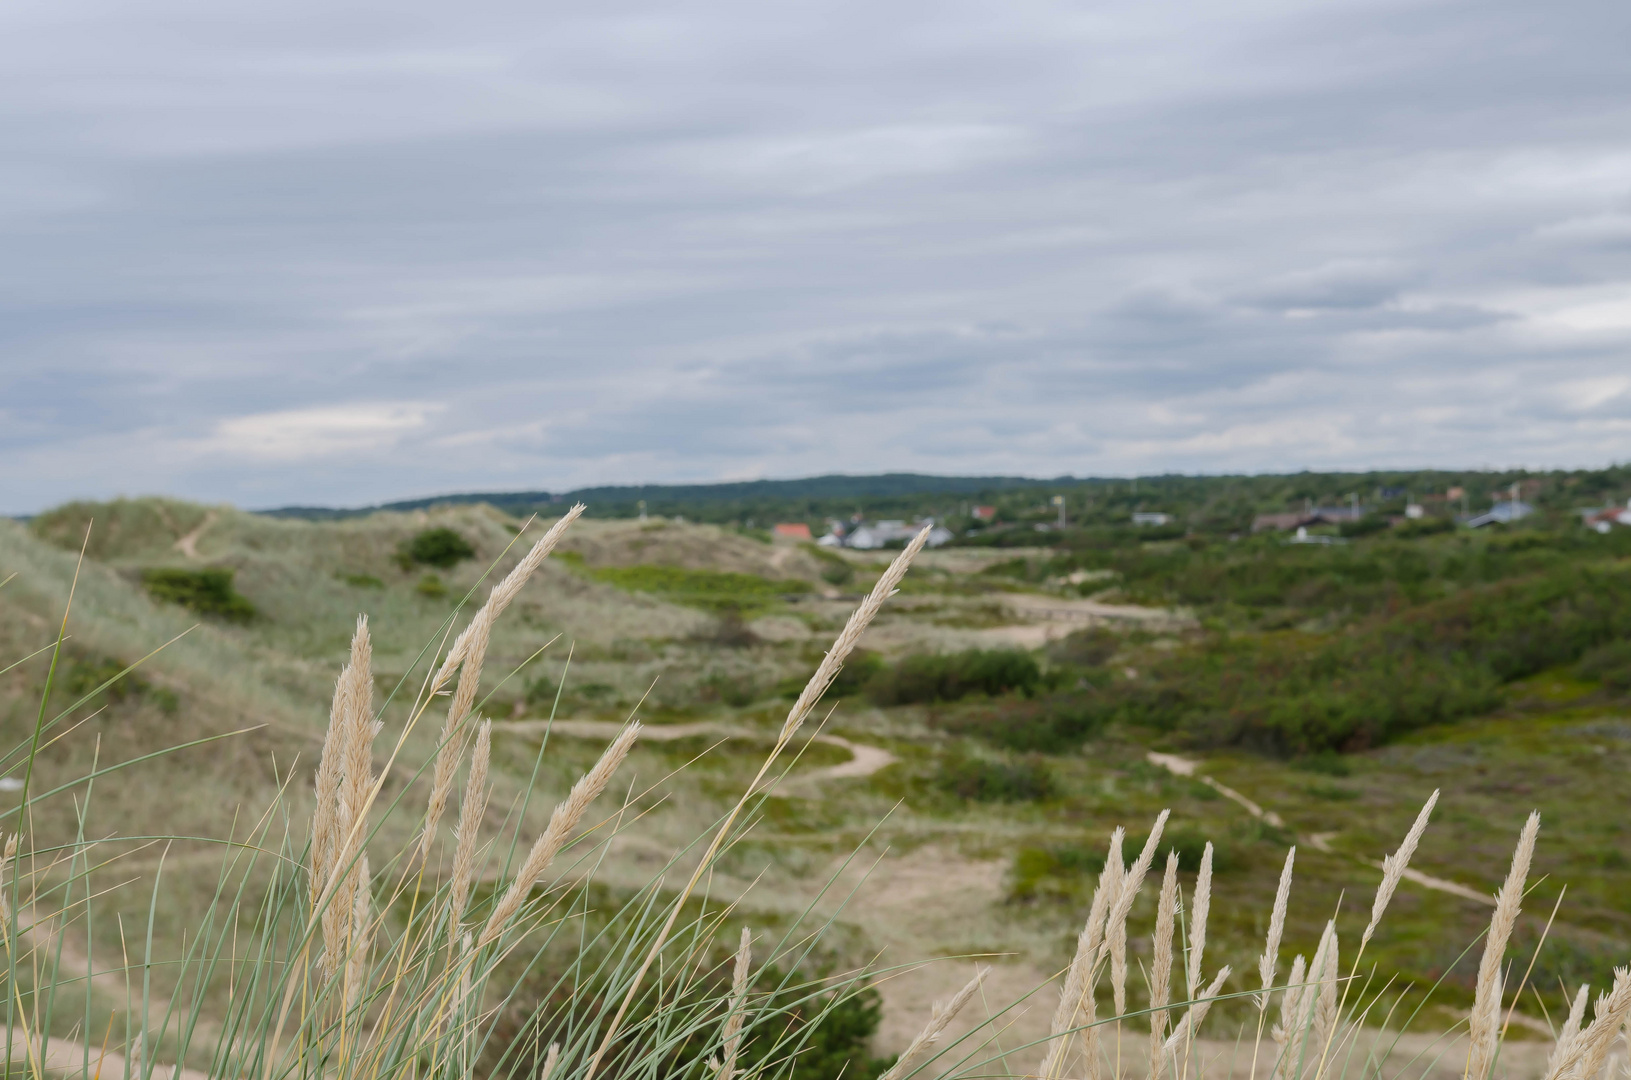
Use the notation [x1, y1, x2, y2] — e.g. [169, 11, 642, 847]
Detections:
[1145, 751, 1496, 906]
[495, 718, 897, 787]
[172, 510, 217, 559]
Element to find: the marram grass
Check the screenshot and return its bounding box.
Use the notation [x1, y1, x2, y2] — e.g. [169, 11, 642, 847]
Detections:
[0, 513, 1615, 1080]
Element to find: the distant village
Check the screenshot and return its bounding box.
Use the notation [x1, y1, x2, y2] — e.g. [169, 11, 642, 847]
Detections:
[762, 484, 1631, 550]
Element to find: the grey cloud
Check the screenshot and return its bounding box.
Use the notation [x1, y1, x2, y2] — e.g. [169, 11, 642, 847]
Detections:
[4, 0, 1631, 512]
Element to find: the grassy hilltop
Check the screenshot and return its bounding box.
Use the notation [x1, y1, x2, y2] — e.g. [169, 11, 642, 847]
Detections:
[4, 490, 1631, 1075]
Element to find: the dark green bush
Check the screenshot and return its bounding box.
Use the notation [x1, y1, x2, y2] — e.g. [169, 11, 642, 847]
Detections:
[866, 648, 1040, 705]
[1291, 750, 1352, 777]
[1126, 828, 1234, 873]
[406, 527, 476, 568]
[940, 692, 1111, 753]
[1008, 843, 1108, 902]
[1339, 514, 1390, 538]
[776, 649, 885, 701]
[1577, 640, 1631, 690]
[935, 752, 1054, 802]
[700, 672, 758, 707]
[63, 655, 148, 704]
[142, 568, 256, 622]
[524, 674, 559, 708]
[338, 572, 384, 589]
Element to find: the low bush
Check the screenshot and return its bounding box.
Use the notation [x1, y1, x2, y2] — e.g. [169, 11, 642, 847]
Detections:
[406, 526, 476, 568]
[142, 567, 257, 621]
[1577, 639, 1631, 690]
[934, 751, 1055, 802]
[939, 691, 1110, 753]
[415, 574, 448, 598]
[699, 671, 758, 707]
[866, 648, 1040, 706]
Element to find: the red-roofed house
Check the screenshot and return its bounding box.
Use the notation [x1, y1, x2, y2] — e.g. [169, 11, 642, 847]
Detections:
[772, 522, 813, 540]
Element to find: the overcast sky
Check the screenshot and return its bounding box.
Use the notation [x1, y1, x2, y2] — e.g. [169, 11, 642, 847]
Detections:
[4, 0, 1630, 512]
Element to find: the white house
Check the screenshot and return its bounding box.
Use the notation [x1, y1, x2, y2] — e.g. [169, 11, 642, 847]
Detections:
[844, 519, 952, 549]
[1466, 500, 1534, 528]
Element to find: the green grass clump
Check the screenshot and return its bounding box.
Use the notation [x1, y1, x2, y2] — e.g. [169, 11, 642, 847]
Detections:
[934, 751, 1054, 803]
[583, 563, 810, 615]
[141, 566, 257, 621]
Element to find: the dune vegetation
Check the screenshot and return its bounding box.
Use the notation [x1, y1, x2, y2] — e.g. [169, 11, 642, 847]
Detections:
[1, 495, 1629, 1078]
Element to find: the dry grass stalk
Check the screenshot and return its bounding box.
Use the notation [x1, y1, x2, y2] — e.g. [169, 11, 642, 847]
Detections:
[343, 851, 372, 1009]
[714, 928, 753, 1080]
[1161, 965, 1232, 1073]
[1186, 842, 1214, 1001]
[422, 613, 493, 861]
[1271, 954, 1309, 1080]
[1109, 811, 1171, 1020]
[315, 617, 376, 975]
[448, 720, 492, 928]
[1556, 969, 1631, 1080]
[1363, 789, 1439, 949]
[1310, 923, 1339, 1061]
[540, 1042, 560, 1080]
[1041, 829, 1124, 1080]
[1257, 846, 1296, 1010]
[1149, 852, 1180, 1078]
[1542, 984, 1591, 1080]
[421, 505, 584, 858]
[478, 722, 640, 947]
[312, 616, 371, 902]
[1467, 811, 1541, 1080]
[877, 966, 989, 1080]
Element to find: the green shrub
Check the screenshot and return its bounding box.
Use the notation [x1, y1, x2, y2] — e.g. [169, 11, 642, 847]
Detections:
[1123, 828, 1234, 873]
[1339, 514, 1390, 538]
[776, 649, 885, 701]
[1396, 516, 1455, 538]
[934, 751, 1054, 802]
[524, 674, 560, 708]
[700, 672, 758, 707]
[406, 527, 476, 568]
[63, 655, 149, 704]
[866, 648, 1040, 706]
[142, 567, 256, 622]
[415, 574, 448, 598]
[939, 691, 1110, 753]
[1577, 640, 1631, 690]
[807, 544, 856, 586]
[338, 571, 384, 589]
[1008, 843, 1107, 902]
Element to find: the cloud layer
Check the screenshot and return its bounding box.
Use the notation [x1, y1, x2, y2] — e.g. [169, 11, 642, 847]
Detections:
[4, 0, 1630, 511]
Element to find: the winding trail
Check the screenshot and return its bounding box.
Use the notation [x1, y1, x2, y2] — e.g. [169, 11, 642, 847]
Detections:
[1144, 751, 1496, 907]
[173, 510, 217, 559]
[494, 718, 896, 788]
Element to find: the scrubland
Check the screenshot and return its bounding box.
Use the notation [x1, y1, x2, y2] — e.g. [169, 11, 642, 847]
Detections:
[1, 496, 1629, 1079]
